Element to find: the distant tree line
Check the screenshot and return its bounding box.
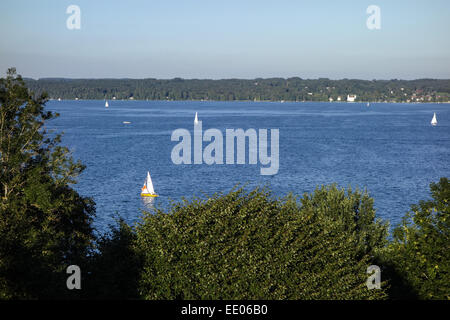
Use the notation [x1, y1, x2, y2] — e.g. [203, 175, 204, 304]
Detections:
[24, 77, 450, 103]
[2, 69, 449, 300]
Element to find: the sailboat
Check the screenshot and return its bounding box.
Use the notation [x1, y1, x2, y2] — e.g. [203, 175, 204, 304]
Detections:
[105, 100, 109, 108]
[367, 102, 370, 107]
[141, 171, 158, 197]
[194, 112, 199, 125]
[431, 112, 437, 126]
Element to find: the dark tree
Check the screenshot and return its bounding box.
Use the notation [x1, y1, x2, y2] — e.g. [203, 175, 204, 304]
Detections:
[0, 68, 95, 299]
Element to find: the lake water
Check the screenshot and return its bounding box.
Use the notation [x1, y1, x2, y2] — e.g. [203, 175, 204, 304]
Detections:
[45, 100, 450, 233]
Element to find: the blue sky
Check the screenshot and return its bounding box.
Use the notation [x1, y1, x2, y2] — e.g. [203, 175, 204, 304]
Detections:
[0, 0, 449, 79]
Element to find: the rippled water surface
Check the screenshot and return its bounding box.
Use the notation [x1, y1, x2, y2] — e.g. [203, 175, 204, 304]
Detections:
[46, 100, 450, 232]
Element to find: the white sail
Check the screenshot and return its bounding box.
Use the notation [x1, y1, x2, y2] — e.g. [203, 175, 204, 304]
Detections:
[105, 100, 109, 107]
[194, 112, 199, 125]
[143, 171, 155, 194]
[367, 102, 370, 107]
[431, 112, 437, 126]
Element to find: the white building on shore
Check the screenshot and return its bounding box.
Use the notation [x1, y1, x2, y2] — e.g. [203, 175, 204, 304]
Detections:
[347, 94, 356, 102]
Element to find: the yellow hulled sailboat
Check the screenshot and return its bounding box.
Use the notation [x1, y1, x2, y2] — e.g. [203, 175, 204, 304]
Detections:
[141, 171, 158, 197]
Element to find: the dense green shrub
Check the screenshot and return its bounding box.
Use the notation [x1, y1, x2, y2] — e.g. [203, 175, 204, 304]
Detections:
[136, 185, 389, 299]
[383, 178, 450, 299]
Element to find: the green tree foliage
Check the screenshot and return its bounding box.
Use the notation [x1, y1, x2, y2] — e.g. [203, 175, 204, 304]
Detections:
[0, 68, 95, 299]
[384, 178, 450, 300]
[136, 185, 389, 299]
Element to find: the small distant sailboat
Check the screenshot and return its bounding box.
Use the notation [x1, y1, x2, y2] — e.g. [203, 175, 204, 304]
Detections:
[367, 102, 370, 107]
[194, 112, 199, 125]
[431, 112, 437, 126]
[105, 100, 109, 108]
[141, 171, 158, 197]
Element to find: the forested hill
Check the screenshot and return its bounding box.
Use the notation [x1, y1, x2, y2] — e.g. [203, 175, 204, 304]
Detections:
[24, 77, 450, 103]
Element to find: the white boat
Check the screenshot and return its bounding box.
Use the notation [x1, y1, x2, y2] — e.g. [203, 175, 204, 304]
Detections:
[105, 100, 109, 108]
[367, 102, 370, 107]
[431, 112, 437, 126]
[123, 121, 131, 124]
[141, 171, 158, 197]
[194, 112, 199, 125]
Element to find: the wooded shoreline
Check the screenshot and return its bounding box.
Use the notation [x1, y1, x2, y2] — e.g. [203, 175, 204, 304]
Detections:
[25, 78, 450, 103]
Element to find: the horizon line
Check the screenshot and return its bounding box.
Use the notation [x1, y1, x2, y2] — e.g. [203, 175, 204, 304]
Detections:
[24, 76, 450, 82]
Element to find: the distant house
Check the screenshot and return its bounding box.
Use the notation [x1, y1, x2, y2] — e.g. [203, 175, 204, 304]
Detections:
[347, 94, 356, 102]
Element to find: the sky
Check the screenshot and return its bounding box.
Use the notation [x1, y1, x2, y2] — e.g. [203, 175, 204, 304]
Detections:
[0, 0, 449, 80]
